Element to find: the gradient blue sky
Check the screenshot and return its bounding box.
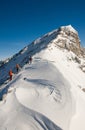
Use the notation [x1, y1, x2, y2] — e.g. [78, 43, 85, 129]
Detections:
[0, 0, 85, 60]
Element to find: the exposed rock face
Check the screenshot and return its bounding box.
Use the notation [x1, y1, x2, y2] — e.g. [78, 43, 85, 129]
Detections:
[53, 25, 83, 56]
[81, 47, 85, 57]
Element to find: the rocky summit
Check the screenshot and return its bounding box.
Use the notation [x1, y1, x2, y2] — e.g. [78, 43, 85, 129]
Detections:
[51, 25, 83, 56]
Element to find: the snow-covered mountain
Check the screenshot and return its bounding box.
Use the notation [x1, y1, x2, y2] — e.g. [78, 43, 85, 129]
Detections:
[0, 25, 85, 130]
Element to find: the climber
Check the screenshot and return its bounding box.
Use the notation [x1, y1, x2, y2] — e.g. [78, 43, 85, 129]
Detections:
[16, 64, 20, 73]
[9, 69, 13, 80]
[29, 56, 32, 64]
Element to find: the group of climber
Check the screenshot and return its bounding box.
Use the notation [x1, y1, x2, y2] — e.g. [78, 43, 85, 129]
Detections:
[9, 64, 20, 81]
[9, 56, 32, 81]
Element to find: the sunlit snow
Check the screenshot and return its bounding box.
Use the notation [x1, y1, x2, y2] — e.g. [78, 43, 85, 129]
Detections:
[0, 25, 85, 130]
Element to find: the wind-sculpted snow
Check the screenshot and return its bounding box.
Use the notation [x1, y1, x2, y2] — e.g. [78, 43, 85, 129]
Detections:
[0, 90, 62, 130]
[0, 58, 74, 130]
[15, 59, 73, 130]
[0, 59, 65, 130]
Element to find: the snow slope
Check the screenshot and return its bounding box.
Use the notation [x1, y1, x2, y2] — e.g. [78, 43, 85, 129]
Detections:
[0, 25, 85, 130]
[0, 55, 72, 130]
[36, 45, 85, 130]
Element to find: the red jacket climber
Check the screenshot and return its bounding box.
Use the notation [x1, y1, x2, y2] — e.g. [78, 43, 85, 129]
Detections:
[9, 69, 13, 80]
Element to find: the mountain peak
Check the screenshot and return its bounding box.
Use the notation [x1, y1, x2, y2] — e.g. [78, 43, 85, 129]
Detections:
[60, 25, 78, 34]
[53, 25, 82, 56]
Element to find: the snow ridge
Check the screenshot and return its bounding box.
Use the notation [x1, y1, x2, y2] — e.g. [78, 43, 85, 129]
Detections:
[0, 25, 85, 130]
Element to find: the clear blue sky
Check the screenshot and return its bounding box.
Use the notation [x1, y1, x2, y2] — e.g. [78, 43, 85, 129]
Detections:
[0, 0, 85, 60]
